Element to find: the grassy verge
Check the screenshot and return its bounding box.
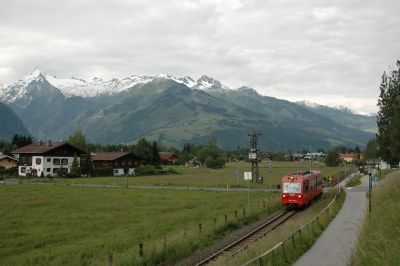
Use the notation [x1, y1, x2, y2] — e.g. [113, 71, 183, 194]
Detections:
[352, 170, 400, 265]
[0, 184, 280, 265]
[219, 188, 346, 265]
[346, 174, 362, 187]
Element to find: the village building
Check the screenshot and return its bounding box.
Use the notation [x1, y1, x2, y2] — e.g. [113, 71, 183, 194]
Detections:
[159, 152, 179, 165]
[11, 140, 85, 177]
[91, 152, 140, 176]
[340, 152, 363, 163]
[0, 154, 18, 169]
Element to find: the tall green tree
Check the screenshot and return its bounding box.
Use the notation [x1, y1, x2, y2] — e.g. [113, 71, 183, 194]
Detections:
[68, 130, 87, 152]
[364, 138, 380, 160]
[151, 142, 161, 166]
[70, 154, 81, 178]
[377, 60, 400, 163]
[80, 152, 93, 177]
[325, 148, 340, 167]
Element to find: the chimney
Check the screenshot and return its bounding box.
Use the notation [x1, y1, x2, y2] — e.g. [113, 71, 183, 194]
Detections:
[39, 140, 43, 146]
[47, 140, 52, 147]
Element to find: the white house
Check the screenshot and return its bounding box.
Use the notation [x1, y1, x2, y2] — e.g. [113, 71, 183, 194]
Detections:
[12, 140, 85, 177]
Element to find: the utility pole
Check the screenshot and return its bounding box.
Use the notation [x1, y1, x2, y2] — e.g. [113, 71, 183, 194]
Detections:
[248, 130, 263, 184]
[368, 168, 372, 214]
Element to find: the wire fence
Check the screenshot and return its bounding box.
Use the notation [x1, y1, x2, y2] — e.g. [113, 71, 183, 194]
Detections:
[242, 187, 342, 266]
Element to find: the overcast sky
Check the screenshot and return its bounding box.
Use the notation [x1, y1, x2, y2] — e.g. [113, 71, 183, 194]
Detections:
[1, 0, 399, 114]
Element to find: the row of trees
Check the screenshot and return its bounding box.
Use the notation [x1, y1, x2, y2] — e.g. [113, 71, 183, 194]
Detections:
[67, 132, 226, 169]
[0, 134, 32, 155]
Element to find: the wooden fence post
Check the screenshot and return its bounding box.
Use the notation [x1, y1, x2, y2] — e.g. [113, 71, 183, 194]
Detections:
[243, 208, 246, 216]
[235, 210, 238, 219]
[199, 223, 202, 233]
[263, 200, 265, 208]
[139, 243, 144, 257]
[108, 252, 113, 266]
[282, 242, 287, 262]
[225, 214, 228, 223]
[291, 235, 295, 248]
[271, 249, 275, 266]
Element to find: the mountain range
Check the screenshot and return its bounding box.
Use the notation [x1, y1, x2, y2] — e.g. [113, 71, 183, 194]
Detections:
[0, 68, 377, 150]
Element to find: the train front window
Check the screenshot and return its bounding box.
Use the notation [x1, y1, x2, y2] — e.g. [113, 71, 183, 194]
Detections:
[283, 182, 302, 193]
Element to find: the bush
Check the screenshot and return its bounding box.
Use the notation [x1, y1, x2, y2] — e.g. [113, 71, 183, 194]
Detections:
[135, 165, 158, 176]
[205, 156, 225, 169]
[0, 166, 18, 177]
[93, 167, 113, 177]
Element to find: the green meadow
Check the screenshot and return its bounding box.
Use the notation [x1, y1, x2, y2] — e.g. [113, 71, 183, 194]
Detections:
[0, 184, 278, 265]
[0, 161, 346, 265]
[27, 161, 344, 188]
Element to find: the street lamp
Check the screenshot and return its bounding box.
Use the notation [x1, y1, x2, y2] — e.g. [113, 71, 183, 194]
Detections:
[368, 168, 372, 214]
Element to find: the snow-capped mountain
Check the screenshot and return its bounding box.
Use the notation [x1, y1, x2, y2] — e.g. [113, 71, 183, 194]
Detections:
[0, 68, 232, 104]
[297, 100, 376, 116]
[193, 75, 231, 91]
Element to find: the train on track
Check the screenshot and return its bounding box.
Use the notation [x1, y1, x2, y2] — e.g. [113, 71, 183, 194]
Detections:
[281, 170, 323, 208]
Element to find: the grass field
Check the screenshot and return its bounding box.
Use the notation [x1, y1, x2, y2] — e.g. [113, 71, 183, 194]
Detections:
[352, 169, 400, 266]
[0, 184, 279, 265]
[0, 161, 346, 265]
[26, 161, 344, 189]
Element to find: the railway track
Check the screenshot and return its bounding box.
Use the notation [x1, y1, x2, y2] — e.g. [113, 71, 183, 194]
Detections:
[195, 209, 297, 266]
[194, 172, 347, 265]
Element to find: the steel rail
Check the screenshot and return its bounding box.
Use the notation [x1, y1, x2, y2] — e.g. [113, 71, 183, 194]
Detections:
[195, 209, 296, 266]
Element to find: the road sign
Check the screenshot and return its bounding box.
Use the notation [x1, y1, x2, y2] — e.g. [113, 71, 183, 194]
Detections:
[244, 172, 252, 180]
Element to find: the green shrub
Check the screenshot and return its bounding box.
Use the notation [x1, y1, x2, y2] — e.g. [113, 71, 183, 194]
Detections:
[135, 165, 158, 176]
[205, 156, 225, 169]
[93, 167, 113, 177]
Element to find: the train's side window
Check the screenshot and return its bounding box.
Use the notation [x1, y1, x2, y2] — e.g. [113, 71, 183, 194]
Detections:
[304, 181, 309, 192]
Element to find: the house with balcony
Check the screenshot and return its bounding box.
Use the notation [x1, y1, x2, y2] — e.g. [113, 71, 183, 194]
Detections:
[92, 152, 140, 176]
[11, 140, 85, 177]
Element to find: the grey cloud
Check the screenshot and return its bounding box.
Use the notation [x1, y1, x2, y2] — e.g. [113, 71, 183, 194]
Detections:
[1, 0, 399, 113]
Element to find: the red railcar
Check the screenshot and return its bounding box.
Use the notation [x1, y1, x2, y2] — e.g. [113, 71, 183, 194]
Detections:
[281, 170, 323, 208]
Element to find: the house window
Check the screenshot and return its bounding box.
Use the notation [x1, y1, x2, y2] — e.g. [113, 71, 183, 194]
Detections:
[53, 158, 60, 165]
[53, 168, 59, 173]
[113, 169, 119, 174]
[47, 158, 51, 162]
[61, 158, 68, 165]
[47, 168, 51, 172]
[36, 158, 42, 165]
[21, 167, 26, 173]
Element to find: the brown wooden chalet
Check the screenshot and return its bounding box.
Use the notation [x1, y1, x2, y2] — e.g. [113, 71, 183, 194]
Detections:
[11, 140, 85, 177]
[92, 152, 140, 176]
[159, 152, 179, 165]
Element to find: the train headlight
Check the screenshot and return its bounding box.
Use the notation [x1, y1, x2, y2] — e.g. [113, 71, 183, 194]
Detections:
[298, 195, 302, 198]
[282, 194, 286, 198]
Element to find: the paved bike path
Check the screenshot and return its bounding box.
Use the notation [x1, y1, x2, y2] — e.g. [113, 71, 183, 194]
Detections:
[294, 175, 369, 266]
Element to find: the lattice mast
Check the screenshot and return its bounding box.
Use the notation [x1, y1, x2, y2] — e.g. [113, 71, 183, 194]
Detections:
[248, 130, 262, 183]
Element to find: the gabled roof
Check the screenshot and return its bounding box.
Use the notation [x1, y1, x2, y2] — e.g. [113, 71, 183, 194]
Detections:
[0, 155, 18, 161]
[92, 152, 138, 161]
[11, 141, 84, 155]
[340, 153, 356, 159]
[159, 152, 179, 160]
